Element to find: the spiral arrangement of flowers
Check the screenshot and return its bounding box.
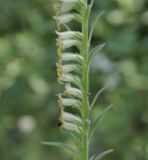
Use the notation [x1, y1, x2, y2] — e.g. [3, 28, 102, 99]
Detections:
[55, 0, 87, 133]
[43, 1, 113, 160]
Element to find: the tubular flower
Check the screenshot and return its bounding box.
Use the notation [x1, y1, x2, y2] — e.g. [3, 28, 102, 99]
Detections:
[57, 73, 81, 87]
[62, 53, 84, 63]
[56, 63, 81, 74]
[60, 121, 81, 133]
[57, 39, 81, 50]
[55, 0, 85, 135]
[60, 111, 82, 125]
[58, 94, 81, 110]
[56, 31, 82, 40]
[64, 83, 83, 99]
[54, 13, 81, 24]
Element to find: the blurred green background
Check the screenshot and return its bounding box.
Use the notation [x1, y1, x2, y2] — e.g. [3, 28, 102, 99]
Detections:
[0, 0, 148, 160]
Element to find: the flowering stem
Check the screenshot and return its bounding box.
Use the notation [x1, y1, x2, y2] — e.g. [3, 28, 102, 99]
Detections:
[53, 1, 112, 160]
[81, 3, 90, 160]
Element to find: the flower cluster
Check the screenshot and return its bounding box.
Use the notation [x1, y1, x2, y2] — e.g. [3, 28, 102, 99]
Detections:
[54, 0, 86, 133]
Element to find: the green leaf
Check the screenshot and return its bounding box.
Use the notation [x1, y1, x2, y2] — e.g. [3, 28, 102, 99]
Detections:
[95, 149, 114, 160]
[89, 105, 113, 142]
[90, 155, 95, 160]
[89, 43, 106, 64]
[90, 86, 107, 108]
[89, 0, 95, 11]
[41, 141, 78, 154]
[89, 10, 105, 44]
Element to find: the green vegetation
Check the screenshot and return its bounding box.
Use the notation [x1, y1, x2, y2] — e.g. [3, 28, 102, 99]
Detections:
[0, 0, 148, 160]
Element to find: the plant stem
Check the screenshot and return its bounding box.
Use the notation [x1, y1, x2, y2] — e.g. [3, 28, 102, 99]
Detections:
[81, 2, 90, 160]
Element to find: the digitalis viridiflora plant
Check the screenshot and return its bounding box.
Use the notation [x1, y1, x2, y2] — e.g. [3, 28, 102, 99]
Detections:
[42, 0, 113, 160]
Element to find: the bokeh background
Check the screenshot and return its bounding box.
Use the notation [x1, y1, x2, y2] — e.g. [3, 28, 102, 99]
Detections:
[0, 0, 148, 160]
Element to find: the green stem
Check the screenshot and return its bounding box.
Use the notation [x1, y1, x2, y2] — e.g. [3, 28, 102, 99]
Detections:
[81, 2, 90, 160]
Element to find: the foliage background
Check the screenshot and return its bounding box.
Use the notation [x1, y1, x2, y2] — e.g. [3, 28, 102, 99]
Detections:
[0, 0, 148, 160]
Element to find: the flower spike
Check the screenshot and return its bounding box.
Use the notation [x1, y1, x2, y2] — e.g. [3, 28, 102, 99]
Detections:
[53, 0, 113, 159]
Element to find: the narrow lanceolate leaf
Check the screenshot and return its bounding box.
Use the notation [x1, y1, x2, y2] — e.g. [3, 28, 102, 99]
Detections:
[94, 149, 114, 160]
[90, 86, 107, 108]
[90, 155, 95, 160]
[89, 10, 105, 44]
[41, 141, 78, 154]
[89, 0, 95, 11]
[89, 43, 106, 64]
[89, 105, 113, 142]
